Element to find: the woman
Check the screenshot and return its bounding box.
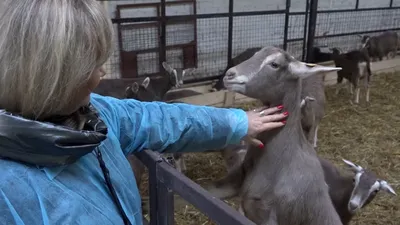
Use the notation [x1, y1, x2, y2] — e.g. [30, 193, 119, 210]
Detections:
[0, 1, 287, 225]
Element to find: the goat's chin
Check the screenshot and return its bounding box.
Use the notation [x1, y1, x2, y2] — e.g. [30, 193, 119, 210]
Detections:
[224, 83, 246, 94]
[348, 206, 360, 214]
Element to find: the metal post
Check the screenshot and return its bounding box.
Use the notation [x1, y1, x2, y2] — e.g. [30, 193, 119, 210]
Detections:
[355, 0, 360, 9]
[227, 0, 234, 68]
[156, 176, 175, 225]
[148, 156, 159, 225]
[283, 0, 291, 50]
[390, 0, 394, 7]
[159, 0, 167, 74]
[305, 0, 318, 62]
[301, 0, 310, 61]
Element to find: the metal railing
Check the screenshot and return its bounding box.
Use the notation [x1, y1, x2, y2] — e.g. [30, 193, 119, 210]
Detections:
[135, 150, 255, 225]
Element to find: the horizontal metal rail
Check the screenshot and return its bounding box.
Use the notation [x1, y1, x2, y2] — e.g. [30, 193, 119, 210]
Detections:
[111, 10, 286, 24]
[136, 150, 255, 225]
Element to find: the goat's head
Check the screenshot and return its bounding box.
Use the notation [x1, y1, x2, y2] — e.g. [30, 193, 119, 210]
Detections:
[125, 77, 160, 102]
[223, 46, 341, 103]
[342, 159, 396, 214]
[358, 34, 371, 49]
[329, 47, 343, 55]
[162, 62, 195, 88]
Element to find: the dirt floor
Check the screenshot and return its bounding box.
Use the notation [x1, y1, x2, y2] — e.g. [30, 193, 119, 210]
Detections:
[141, 72, 400, 225]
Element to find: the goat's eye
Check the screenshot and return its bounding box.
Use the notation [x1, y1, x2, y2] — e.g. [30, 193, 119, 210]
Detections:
[270, 62, 279, 69]
[352, 178, 355, 183]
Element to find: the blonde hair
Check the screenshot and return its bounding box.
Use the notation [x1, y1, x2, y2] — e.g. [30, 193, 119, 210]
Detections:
[0, 0, 113, 119]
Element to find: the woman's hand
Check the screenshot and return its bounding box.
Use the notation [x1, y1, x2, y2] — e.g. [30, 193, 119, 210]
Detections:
[244, 105, 288, 148]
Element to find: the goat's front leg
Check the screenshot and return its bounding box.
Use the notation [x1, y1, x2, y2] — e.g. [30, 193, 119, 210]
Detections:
[335, 82, 344, 95]
[364, 73, 371, 104]
[351, 77, 360, 104]
[348, 81, 353, 95]
[335, 75, 344, 95]
[354, 86, 360, 104]
[307, 124, 319, 149]
[313, 125, 319, 148]
[238, 204, 245, 216]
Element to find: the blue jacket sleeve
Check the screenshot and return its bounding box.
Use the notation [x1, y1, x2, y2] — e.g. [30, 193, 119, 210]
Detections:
[90, 93, 248, 155]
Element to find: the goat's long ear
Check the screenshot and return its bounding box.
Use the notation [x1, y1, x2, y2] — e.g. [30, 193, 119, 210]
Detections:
[379, 180, 397, 196]
[342, 158, 363, 172]
[162, 62, 174, 74]
[142, 77, 150, 89]
[289, 62, 342, 79]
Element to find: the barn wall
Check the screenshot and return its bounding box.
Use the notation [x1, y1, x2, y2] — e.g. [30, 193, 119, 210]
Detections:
[102, 0, 400, 79]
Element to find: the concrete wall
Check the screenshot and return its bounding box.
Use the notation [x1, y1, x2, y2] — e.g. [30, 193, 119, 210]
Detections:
[102, 0, 400, 79]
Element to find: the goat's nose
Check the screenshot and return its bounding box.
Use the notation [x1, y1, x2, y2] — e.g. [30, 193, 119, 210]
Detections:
[225, 68, 238, 80]
[349, 201, 359, 211]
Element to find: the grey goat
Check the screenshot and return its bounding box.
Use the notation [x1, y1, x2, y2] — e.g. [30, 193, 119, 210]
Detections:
[212, 96, 397, 224]
[324, 158, 396, 225]
[206, 155, 396, 225]
[211, 46, 343, 225]
[359, 31, 399, 61]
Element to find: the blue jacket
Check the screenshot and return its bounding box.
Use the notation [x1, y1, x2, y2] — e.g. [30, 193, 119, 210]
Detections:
[0, 93, 248, 225]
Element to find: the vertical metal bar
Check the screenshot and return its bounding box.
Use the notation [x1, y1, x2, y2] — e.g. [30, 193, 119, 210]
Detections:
[227, 0, 234, 68]
[159, 0, 167, 74]
[283, 0, 291, 50]
[390, 0, 394, 7]
[156, 179, 175, 225]
[301, 0, 310, 61]
[355, 0, 360, 9]
[148, 159, 159, 225]
[305, 0, 318, 62]
[192, 0, 199, 68]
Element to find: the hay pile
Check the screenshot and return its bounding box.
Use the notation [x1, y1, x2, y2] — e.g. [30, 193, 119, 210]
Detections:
[142, 72, 400, 225]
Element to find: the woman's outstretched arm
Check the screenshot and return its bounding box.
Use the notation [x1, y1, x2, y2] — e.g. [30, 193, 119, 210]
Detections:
[91, 93, 249, 155]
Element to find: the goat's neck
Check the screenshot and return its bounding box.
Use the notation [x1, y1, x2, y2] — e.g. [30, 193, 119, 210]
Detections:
[330, 174, 355, 225]
[263, 78, 306, 144]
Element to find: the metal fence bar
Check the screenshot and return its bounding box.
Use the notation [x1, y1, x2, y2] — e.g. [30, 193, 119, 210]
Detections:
[109, 6, 400, 24]
[355, 0, 360, 10]
[146, 151, 161, 225]
[301, 0, 310, 61]
[390, 0, 394, 7]
[156, 181, 174, 225]
[136, 150, 255, 225]
[227, 0, 234, 68]
[305, 0, 319, 62]
[111, 10, 286, 23]
[313, 28, 400, 39]
[284, 6, 400, 16]
[159, 0, 167, 77]
[283, 0, 291, 50]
